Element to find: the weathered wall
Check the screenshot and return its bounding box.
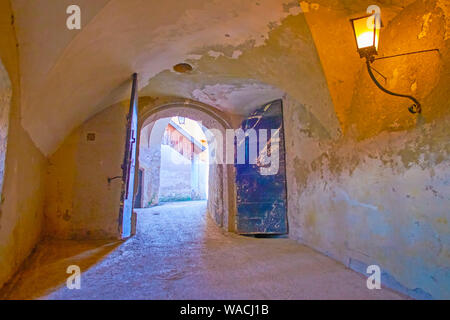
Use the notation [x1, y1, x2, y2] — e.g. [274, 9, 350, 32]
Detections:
[139, 119, 169, 207]
[9, 0, 341, 155]
[283, 0, 450, 299]
[45, 103, 128, 239]
[208, 162, 224, 227]
[301, 0, 449, 134]
[299, 0, 414, 130]
[45, 97, 235, 238]
[0, 0, 46, 289]
[139, 146, 162, 207]
[2, 0, 447, 299]
[159, 145, 195, 202]
[285, 96, 449, 299]
[348, 0, 449, 139]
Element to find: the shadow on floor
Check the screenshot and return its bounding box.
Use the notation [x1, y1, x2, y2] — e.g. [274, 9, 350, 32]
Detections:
[245, 234, 289, 239]
[0, 201, 406, 300]
[0, 239, 121, 300]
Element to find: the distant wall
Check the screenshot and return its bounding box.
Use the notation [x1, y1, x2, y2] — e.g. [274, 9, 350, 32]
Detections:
[197, 158, 209, 200]
[0, 1, 46, 289]
[158, 145, 208, 202]
[139, 118, 169, 207]
[139, 145, 162, 207]
[45, 103, 128, 239]
[159, 145, 193, 202]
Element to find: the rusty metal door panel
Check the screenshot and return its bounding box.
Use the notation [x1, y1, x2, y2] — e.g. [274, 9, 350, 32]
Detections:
[119, 73, 138, 239]
[235, 99, 288, 235]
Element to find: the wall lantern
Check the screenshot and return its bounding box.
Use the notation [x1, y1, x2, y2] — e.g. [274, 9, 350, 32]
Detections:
[350, 11, 439, 114]
[350, 13, 380, 59]
[178, 116, 186, 124]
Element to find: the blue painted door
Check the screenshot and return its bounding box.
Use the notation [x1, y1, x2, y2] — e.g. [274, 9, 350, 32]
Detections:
[235, 99, 288, 235]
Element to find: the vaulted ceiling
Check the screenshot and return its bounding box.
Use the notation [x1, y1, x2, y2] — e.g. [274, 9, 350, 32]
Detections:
[10, 0, 434, 155]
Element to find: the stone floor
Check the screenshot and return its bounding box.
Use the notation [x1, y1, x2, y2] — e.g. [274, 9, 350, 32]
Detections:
[0, 201, 405, 300]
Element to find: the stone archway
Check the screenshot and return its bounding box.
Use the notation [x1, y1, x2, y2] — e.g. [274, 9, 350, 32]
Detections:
[136, 98, 237, 232]
[138, 118, 172, 208]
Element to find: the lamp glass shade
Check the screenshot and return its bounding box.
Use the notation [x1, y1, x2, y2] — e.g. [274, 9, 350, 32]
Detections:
[350, 13, 380, 58]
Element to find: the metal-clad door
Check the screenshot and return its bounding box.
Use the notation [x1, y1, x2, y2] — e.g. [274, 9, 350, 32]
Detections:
[235, 99, 288, 235]
[119, 73, 138, 239]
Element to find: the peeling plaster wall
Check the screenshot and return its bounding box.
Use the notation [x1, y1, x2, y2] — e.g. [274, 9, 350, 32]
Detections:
[285, 97, 450, 299]
[283, 1, 450, 299]
[348, 0, 449, 139]
[281, 0, 450, 299]
[45, 103, 128, 239]
[141, 11, 340, 137]
[0, 0, 46, 289]
[10, 0, 340, 155]
[300, 0, 449, 136]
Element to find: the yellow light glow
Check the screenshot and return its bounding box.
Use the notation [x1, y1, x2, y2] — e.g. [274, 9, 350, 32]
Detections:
[351, 14, 380, 53]
[356, 31, 375, 49]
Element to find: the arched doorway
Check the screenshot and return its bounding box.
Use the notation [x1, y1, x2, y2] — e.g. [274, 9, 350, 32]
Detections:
[137, 116, 209, 207]
[135, 98, 237, 232]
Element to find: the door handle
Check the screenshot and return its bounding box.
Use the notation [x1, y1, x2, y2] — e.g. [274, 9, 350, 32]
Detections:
[108, 176, 123, 184]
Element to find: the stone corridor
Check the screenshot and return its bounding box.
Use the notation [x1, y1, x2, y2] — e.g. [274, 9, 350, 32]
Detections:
[1, 201, 405, 300]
